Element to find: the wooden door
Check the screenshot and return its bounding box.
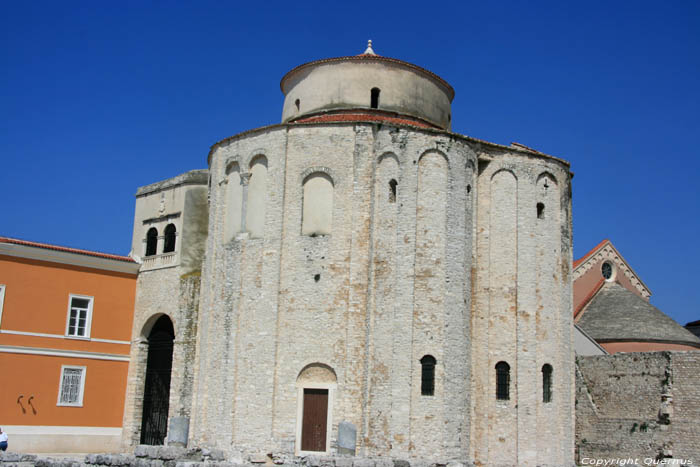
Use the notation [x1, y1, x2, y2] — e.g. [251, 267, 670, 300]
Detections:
[301, 388, 328, 451]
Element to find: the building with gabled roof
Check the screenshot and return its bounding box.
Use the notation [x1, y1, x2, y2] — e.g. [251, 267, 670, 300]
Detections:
[573, 239, 700, 353]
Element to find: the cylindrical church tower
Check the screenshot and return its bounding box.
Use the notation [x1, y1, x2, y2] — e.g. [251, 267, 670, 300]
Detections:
[184, 43, 574, 467]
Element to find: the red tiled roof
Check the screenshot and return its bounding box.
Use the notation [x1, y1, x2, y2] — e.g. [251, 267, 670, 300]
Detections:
[574, 278, 605, 320]
[573, 239, 609, 269]
[0, 236, 135, 263]
[291, 112, 439, 129]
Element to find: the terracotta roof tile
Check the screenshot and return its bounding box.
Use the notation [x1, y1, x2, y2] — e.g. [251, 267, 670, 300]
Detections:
[573, 239, 609, 269]
[291, 112, 439, 129]
[0, 236, 135, 263]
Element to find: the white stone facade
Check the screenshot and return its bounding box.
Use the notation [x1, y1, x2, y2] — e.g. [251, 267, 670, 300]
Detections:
[124, 50, 574, 466]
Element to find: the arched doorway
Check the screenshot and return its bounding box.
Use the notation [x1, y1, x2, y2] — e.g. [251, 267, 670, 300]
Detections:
[140, 315, 174, 445]
[295, 363, 337, 454]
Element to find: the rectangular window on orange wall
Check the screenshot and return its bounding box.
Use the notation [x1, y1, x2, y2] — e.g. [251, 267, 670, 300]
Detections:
[57, 365, 86, 406]
[0, 284, 6, 328]
[65, 295, 93, 338]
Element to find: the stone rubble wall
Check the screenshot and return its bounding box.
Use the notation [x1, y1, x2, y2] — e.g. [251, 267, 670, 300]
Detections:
[576, 351, 700, 464]
[0, 447, 476, 467]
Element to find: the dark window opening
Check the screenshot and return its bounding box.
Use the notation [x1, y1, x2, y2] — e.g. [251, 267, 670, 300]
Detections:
[163, 224, 176, 253]
[146, 228, 158, 256]
[542, 364, 553, 403]
[389, 179, 397, 203]
[295, 98, 300, 111]
[420, 355, 436, 396]
[467, 184, 472, 194]
[537, 202, 545, 219]
[602, 262, 613, 280]
[496, 361, 510, 400]
[314, 273, 321, 282]
[371, 88, 380, 109]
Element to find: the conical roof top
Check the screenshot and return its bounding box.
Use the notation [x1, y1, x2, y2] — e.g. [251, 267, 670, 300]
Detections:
[577, 282, 700, 347]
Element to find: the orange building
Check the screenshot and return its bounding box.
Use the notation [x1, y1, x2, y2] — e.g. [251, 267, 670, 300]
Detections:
[573, 239, 700, 353]
[0, 237, 139, 452]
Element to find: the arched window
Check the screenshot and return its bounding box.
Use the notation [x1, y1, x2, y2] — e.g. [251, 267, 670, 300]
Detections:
[302, 172, 334, 236]
[163, 224, 176, 253]
[537, 202, 545, 219]
[420, 355, 436, 396]
[542, 364, 553, 403]
[145, 228, 158, 257]
[389, 179, 397, 203]
[496, 361, 510, 401]
[371, 87, 380, 109]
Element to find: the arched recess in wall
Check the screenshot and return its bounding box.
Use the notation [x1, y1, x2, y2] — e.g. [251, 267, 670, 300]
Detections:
[246, 155, 268, 238]
[302, 172, 334, 236]
[377, 152, 400, 205]
[225, 162, 243, 242]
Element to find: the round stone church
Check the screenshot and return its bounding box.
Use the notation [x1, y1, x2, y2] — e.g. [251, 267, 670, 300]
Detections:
[124, 42, 575, 467]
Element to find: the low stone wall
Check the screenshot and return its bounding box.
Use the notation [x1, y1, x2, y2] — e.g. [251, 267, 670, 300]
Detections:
[576, 351, 699, 465]
[0, 447, 474, 467]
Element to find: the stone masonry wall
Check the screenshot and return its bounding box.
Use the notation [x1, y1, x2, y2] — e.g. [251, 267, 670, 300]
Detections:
[470, 147, 574, 467]
[189, 121, 573, 466]
[576, 351, 700, 465]
[190, 123, 482, 461]
[122, 264, 201, 448]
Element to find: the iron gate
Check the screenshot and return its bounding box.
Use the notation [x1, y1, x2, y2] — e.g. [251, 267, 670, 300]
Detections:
[140, 323, 174, 445]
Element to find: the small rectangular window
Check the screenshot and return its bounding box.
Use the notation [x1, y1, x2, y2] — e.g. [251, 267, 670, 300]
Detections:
[57, 365, 86, 406]
[66, 295, 93, 338]
[0, 284, 6, 328]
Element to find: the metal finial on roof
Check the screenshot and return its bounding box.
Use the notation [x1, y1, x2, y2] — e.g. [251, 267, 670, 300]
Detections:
[363, 39, 376, 55]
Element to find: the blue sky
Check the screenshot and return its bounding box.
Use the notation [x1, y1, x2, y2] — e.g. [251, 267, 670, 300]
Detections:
[2, 1, 698, 326]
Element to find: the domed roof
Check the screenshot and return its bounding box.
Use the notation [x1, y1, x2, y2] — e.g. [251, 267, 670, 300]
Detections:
[577, 282, 700, 348]
[280, 41, 455, 130]
[280, 41, 455, 99]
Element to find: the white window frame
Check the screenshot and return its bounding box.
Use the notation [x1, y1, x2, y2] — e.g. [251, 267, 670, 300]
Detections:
[0, 284, 6, 328]
[65, 294, 94, 339]
[56, 365, 87, 407]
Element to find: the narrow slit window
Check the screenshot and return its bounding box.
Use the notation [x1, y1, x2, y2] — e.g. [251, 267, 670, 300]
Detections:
[163, 224, 176, 253]
[371, 87, 380, 109]
[542, 364, 553, 403]
[145, 227, 158, 256]
[295, 98, 300, 111]
[420, 355, 436, 396]
[537, 202, 545, 219]
[389, 179, 397, 203]
[496, 361, 510, 400]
